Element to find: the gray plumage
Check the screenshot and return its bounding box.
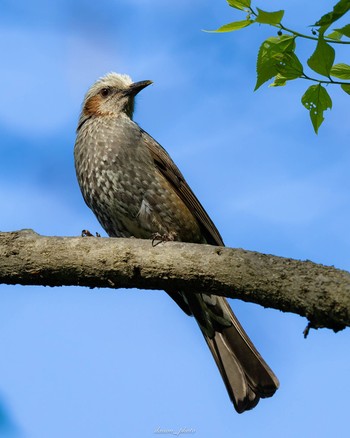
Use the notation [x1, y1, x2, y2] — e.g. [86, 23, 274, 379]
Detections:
[74, 72, 279, 413]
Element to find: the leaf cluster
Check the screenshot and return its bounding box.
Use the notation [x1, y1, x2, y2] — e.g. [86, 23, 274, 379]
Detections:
[209, 0, 350, 133]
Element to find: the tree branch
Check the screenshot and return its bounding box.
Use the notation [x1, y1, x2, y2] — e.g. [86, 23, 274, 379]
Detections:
[0, 229, 349, 332]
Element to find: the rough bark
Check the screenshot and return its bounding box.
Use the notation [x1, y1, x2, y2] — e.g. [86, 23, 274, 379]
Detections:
[0, 229, 349, 332]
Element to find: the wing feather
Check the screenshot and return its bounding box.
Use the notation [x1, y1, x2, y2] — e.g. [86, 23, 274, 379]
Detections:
[141, 129, 224, 246]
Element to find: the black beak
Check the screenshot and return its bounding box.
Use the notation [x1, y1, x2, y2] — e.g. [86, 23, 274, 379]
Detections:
[125, 80, 153, 97]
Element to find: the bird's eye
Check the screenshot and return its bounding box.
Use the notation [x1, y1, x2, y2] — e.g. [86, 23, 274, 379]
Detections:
[100, 88, 111, 97]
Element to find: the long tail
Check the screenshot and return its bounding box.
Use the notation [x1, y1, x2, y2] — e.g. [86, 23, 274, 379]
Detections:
[180, 292, 279, 413]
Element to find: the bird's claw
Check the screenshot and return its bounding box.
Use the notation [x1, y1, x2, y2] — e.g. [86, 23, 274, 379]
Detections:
[81, 229, 101, 237]
[151, 231, 177, 247]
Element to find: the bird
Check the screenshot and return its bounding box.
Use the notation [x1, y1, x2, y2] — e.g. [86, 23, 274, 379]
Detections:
[74, 72, 279, 413]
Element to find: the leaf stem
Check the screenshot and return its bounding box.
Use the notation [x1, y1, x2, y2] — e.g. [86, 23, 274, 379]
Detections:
[278, 23, 350, 45]
[248, 6, 350, 44]
[279, 23, 320, 41]
[301, 73, 350, 85]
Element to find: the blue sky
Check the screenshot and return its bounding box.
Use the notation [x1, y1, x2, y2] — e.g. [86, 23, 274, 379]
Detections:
[0, 1, 349, 437]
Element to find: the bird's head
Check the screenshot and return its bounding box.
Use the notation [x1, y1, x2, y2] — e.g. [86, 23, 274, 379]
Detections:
[78, 73, 152, 130]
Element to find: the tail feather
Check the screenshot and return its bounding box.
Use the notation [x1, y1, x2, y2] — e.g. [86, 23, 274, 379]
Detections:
[217, 298, 279, 398]
[204, 332, 260, 413]
[183, 293, 279, 413]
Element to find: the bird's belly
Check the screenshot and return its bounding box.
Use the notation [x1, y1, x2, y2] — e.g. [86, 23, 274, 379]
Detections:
[89, 169, 203, 242]
[75, 131, 203, 242]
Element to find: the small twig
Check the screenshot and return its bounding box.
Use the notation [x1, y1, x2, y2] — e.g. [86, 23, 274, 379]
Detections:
[248, 6, 350, 45]
[301, 73, 350, 86]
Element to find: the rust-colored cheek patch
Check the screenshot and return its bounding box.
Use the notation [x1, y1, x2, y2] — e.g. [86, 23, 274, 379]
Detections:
[84, 95, 105, 116]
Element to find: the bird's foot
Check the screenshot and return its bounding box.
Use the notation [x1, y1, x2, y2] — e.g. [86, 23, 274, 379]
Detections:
[151, 231, 177, 247]
[81, 229, 101, 237]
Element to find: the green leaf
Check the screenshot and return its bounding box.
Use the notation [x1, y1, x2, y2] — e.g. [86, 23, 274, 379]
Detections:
[255, 8, 284, 25]
[227, 0, 251, 10]
[255, 35, 295, 90]
[330, 63, 350, 79]
[274, 52, 303, 79]
[314, 0, 350, 28]
[206, 20, 253, 33]
[301, 84, 332, 134]
[326, 30, 343, 40]
[341, 83, 350, 94]
[307, 37, 335, 76]
[334, 23, 350, 37]
[269, 74, 288, 87]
